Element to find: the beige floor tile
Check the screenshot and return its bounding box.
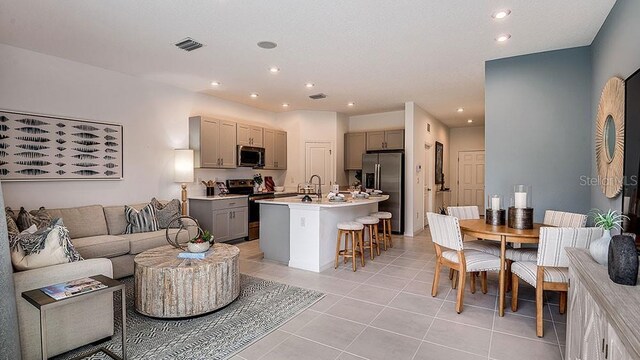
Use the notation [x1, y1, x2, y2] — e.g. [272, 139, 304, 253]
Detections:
[364, 273, 411, 290]
[493, 313, 557, 343]
[237, 330, 290, 360]
[549, 304, 566, 323]
[403, 279, 451, 300]
[379, 264, 421, 279]
[424, 319, 492, 357]
[490, 332, 563, 360]
[555, 321, 566, 345]
[346, 284, 400, 305]
[504, 297, 553, 321]
[278, 309, 321, 333]
[390, 257, 427, 269]
[436, 302, 495, 329]
[388, 291, 443, 316]
[295, 313, 366, 350]
[370, 307, 433, 339]
[331, 268, 375, 283]
[262, 335, 342, 360]
[310, 293, 343, 313]
[346, 327, 421, 360]
[336, 352, 367, 360]
[413, 341, 486, 360]
[314, 276, 359, 296]
[445, 287, 497, 310]
[326, 297, 385, 324]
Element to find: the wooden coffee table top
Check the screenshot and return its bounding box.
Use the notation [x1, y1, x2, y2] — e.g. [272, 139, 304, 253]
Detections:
[134, 243, 240, 269]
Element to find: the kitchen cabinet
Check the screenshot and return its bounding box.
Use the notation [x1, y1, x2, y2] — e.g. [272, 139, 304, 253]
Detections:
[237, 123, 264, 147]
[189, 116, 237, 168]
[189, 197, 249, 242]
[344, 132, 366, 170]
[264, 129, 287, 170]
[566, 249, 639, 360]
[365, 129, 404, 151]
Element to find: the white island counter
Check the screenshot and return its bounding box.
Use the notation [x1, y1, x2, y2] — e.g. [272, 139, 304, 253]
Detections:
[256, 195, 388, 272]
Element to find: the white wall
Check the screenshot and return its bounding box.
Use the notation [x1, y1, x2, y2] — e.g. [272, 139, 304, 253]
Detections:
[449, 126, 485, 206]
[348, 110, 405, 132]
[0, 44, 282, 209]
[405, 102, 449, 236]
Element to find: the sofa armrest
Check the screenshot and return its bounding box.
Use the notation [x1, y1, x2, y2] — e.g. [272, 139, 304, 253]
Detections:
[13, 258, 115, 360]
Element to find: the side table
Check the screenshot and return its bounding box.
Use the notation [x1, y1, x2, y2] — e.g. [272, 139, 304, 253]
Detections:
[22, 275, 126, 360]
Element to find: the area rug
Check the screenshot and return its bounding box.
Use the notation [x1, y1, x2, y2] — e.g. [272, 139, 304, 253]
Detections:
[54, 274, 324, 360]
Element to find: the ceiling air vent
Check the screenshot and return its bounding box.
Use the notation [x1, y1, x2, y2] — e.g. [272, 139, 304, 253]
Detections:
[309, 93, 327, 100]
[174, 38, 204, 52]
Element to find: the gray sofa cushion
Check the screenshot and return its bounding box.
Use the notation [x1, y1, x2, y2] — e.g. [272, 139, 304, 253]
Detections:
[71, 235, 130, 259]
[48, 205, 108, 239]
[104, 203, 148, 235]
[121, 228, 188, 254]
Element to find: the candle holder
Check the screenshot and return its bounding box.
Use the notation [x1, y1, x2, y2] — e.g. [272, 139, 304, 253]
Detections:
[486, 194, 506, 225]
[508, 185, 533, 229]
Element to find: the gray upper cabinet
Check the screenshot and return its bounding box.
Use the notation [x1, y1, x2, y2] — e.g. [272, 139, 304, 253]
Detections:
[189, 116, 237, 169]
[237, 123, 264, 147]
[263, 129, 287, 170]
[365, 130, 404, 151]
[366, 131, 386, 151]
[345, 132, 366, 170]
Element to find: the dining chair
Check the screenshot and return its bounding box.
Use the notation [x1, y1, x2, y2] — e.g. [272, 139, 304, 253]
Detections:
[510, 227, 602, 337]
[447, 206, 501, 256]
[427, 212, 501, 313]
[505, 210, 588, 289]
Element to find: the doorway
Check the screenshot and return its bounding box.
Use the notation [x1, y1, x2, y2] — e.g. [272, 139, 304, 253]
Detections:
[457, 150, 485, 212]
[305, 141, 333, 193]
[424, 143, 433, 227]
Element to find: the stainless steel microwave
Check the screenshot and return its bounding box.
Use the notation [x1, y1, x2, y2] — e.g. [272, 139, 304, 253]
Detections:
[237, 145, 265, 168]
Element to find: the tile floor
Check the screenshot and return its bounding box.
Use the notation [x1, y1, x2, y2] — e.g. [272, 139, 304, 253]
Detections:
[232, 231, 565, 360]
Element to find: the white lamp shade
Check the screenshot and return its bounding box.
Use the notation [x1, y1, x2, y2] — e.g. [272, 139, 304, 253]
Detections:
[174, 149, 194, 183]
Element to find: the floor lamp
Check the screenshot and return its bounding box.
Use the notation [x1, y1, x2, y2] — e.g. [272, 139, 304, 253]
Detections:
[174, 149, 194, 215]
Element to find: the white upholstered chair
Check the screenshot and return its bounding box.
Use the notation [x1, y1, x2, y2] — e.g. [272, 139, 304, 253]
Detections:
[427, 212, 501, 313]
[447, 206, 501, 256]
[511, 227, 602, 337]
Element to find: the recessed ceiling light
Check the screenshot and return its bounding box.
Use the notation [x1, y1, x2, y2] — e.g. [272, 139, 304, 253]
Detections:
[492, 9, 511, 19]
[282, 103, 289, 107]
[210, 81, 220, 86]
[348, 102, 355, 107]
[269, 66, 280, 73]
[257, 41, 277, 49]
[250, 93, 259, 98]
[495, 34, 511, 42]
[305, 83, 315, 88]
[457, 108, 464, 113]
[467, 119, 473, 123]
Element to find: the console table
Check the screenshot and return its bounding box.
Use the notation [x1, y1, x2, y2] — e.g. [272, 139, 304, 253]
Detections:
[566, 248, 640, 360]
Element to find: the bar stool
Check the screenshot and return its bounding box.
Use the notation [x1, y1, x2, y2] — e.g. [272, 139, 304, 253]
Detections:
[371, 211, 393, 250]
[356, 216, 381, 260]
[335, 221, 365, 271]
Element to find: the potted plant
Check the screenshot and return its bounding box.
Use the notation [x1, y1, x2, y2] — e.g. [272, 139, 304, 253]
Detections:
[187, 229, 214, 253]
[253, 173, 263, 192]
[589, 209, 627, 266]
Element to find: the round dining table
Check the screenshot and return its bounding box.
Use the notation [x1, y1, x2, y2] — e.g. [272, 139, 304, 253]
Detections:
[458, 219, 543, 316]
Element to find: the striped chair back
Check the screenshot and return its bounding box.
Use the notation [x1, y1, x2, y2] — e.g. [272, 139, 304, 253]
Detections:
[536, 227, 604, 267]
[543, 210, 588, 227]
[427, 212, 464, 251]
[447, 206, 480, 220]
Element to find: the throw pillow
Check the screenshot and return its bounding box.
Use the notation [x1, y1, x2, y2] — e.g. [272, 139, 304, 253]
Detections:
[30, 207, 52, 228]
[5, 207, 19, 236]
[124, 203, 159, 234]
[9, 218, 83, 271]
[150, 198, 181, 229]
[15, 207, 34, 232]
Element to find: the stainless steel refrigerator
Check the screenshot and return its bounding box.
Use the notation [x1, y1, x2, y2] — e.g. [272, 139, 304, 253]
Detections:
[362, 152, 404, 233]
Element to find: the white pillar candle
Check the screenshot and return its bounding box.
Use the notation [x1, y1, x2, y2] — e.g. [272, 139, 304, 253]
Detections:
[491, 197, 500, 210]
[514, 192, 527, 209]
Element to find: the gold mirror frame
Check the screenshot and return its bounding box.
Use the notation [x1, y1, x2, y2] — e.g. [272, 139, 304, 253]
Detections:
[595, 77, 625, 198]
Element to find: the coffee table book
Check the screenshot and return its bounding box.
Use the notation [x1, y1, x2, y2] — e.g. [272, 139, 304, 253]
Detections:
[40, 277, 107, 300]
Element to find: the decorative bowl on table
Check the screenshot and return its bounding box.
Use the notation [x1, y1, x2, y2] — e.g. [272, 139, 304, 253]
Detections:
[188, 242, 211, 253]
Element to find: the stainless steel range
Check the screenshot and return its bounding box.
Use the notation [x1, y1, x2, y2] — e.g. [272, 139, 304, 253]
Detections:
[226, 179, 275, 240]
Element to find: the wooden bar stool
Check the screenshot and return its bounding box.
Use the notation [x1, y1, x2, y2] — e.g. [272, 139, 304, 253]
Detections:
[356, 216, 381, 259]
[335, 221, 365, 271]
[371, 211, 393, 250]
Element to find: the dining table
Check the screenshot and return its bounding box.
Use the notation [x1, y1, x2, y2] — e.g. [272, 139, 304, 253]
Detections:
[458, 219, 543, 316]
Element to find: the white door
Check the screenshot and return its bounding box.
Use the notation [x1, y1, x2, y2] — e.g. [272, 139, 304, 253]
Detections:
[305, 142, 333, 193]
[457, 151, 485, 212]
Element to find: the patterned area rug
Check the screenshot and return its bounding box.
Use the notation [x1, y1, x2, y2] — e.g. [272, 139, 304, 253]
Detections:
[54, 274, 324, 360]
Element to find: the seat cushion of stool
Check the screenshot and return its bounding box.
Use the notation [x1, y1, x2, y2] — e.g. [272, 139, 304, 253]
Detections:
[338, 221, 365, 231]
[356, 216, 379, 225]
[371, 211, 392, 219]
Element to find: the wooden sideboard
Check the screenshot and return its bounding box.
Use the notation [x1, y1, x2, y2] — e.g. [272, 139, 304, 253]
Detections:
[566, 248, 640, 360]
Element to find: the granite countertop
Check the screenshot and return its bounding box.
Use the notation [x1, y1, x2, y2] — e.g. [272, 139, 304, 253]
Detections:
[256, 195, 389, 208]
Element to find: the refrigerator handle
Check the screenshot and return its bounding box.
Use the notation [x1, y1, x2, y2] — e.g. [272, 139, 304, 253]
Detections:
[373, 164, 378, 189]
[376, 163, 381, 190]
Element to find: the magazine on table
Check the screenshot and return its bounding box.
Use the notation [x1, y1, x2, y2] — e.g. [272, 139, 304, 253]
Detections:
[41, 277, 107, 300]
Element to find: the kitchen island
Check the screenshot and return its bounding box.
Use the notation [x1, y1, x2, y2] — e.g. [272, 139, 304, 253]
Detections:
[256, 195, 389, 272]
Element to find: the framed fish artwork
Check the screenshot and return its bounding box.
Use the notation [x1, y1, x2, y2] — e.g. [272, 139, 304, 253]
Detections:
[0, 109, 123, 181]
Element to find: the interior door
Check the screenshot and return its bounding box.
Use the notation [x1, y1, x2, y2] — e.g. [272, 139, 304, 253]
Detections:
[219, 120, 237, 168]
[305, 142, 333, 192]
[457, 150, 485, 212]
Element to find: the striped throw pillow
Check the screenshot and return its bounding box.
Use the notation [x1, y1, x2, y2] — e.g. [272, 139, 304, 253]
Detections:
[124, 203, 159, 234]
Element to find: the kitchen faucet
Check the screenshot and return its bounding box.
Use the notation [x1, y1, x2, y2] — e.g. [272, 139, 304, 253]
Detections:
[308, 175, 322, 199]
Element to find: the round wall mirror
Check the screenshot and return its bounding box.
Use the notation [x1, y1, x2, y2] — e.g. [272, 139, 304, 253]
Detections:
[595, 77, 625, 198]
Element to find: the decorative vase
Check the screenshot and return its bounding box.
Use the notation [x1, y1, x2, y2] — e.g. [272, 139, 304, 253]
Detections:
[590, 229, 612, 266]
[608, 235, 638, 286]
[188, 242, 211, 253]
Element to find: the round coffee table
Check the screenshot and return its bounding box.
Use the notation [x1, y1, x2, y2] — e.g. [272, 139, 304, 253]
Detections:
[134, 243, 240, 318]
